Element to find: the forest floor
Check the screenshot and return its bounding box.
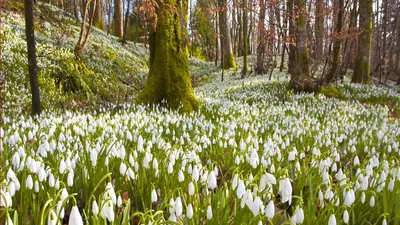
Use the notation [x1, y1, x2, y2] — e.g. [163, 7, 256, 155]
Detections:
[2, 3, 400, 225]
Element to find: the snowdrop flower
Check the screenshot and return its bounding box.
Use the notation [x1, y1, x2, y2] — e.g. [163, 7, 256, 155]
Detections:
[265, 200, 275, 219]
[151, 189, 158, 202]
[343, 189, 355, 206]
[290, 207, 304, 224]
[104, 183, 116, 205]
[188, 182, 195, 196]
[117, 195, 122, 207]
[370, 196, 375, 207]
[236, 180, 246, 198]
[207, 205, 213, 220]
[169, 213, 177, 222]
[5, 215, 13, 225]
[169, 198, 175, 214]
[56, 200, 65, 219]
[208, 171, 217, 189]
[278, 178, 292, 205]
[61, 188, 69, 202]
[8, 182, 16, 197]
[178, 170, 184, 182]
[49, 174, 55, 187]
[175, 197, 183, 217]
[120, 163, 127, 175]
[47, 209, 57, 225]
[382, 218, 387, 225]
[0, 191, 12, 208]
[59, 160, 66, 174]
[343, 210, 349, 224]
[92, 200, 99, 216]
[232, 174, 239, 190]
[34, 180, 39, 193]
[187, 204, 194, 219]
[361, 192, 366, 203]
[192, 166, 199, 181]
[328, 214, 337, 225]
[67, 171, 74, 187]
[69, 205, 84, 225]
[26, 175, 33, 190]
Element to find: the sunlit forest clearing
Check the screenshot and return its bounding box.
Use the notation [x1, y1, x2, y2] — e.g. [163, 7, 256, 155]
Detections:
[0, 0, 400, 224]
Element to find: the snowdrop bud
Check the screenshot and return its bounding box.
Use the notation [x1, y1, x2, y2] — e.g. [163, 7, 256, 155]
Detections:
[117, 195, 122, 207]
[61, 188, 69, 202]
[344, 189, 355, 206]
[5, 216, 13, 225]
[265, 201, 275, 219]
[188, 182, 195, 196]
[34, 180, 39, 193]
[328, 214, 336, 225]
[278, 178, 292, 205]
[48, 209, 57, 225]
[57, 201, 65, 219]
[92, 200, 99, 216]
[67, 171, 74, 187]
[169, 198, 175, 214]
[151, 189, 158, 202]
[169, 213, 177, 222]
[69, 206, 84, 225]
[236, 180, 245, 198]
[207, 205, 213, 220]
[343, 210, 349, 224]
[49, 174, 55, 187]
[175, 197, 183, 217]
[178, 170, 184, 182]
[8, 182, 16, 197]
[26, 175, 33, 190]
[120, 163, 127, 175]
[192, 166, 199, 182]
[168, 163, 173, 174]
[187, 204, 194, 219]
[232, 174, 239, 190]
[361, 192, 366, 203]
[59, 160, 66, 174]
[382, 219, 387, 225]
[370, 196, 375, 207]
[128, 168, 135, 180]
[55, 180, 60, 190]
[208, 171, 217, 189]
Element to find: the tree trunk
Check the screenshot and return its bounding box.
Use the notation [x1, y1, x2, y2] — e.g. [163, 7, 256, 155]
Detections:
[255, 0, 266, 74]
[114, 0, 123, 37]
[241, 0, 248, 77]
[289, 0, 319, 92]
[325, 0, 344, 83]
[75, 0, 96, 56]
[352, 0, 373, 84]
[74, 0, 79, 18]
[123, 0, 131, 42]
[218, 0, 237, 69]
[287, 0, 296, 75]
[92, 0, 105, 30]
[24, 0, 41, 115]
[315, 0, 324, 60]
[136, 0, 199, 113]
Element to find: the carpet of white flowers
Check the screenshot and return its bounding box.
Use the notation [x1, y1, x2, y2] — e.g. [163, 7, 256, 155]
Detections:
[1, 72, 400, 225]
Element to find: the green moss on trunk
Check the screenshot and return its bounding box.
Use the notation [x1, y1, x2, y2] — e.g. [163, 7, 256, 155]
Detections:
[223, 53, 236, 69]
[136, 0, 199, 113]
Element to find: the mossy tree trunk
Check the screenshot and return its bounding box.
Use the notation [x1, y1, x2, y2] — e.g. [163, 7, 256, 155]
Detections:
[241, 0, 248, 78]
[24, 0, 41, 115]
[114, 0, 123, 38]
[75, 0, 96, 57]
[218, 0, 237, 69]
[289, 0, 320, 92]
[352, 0, 372, 84]
[255, 0, 266, 75]
[325, 0, 344, 83]
[136, 0, 199, 113]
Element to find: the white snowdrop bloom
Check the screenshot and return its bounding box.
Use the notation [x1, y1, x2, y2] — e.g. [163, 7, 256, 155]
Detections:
[335, 169, 347, 186]
[151, 189, 158, 202]
[178, 170, 185, 182]
[128, 168, 135, 180]
[117, 195, 122, 207]
[208, 171, 217, 189]
[143, 152, 151, 169]
[168, 163, 174, 174]
[7, 169, 16, 181]
[192, 166, 199, 182]
[168, 213, 177, 222]
[188, 182, 195, 196]
[251, 196, 262, 216]
[92, 200, 99, 216]
[69, 206, 83, 225]
[343, 210, 349, 224]
[34, 180, 39, 193]
[278, 178, 292, 205]
[47, 209, 57, 225]
[120, 162, 127, 175]
[207, 205, 213, 220]
[292, 207, 304, 224]
[343, 189, 355, 206]
[236, 180, 246, 199]
[61, 188, 69, 202]
[382, 218, 387, 225]
[169, 198, 175, 214]
[361, 192, 366, 203]
[67, 171, 74, 187]
[370, 196, 375, 207]
[104, 183, 116, 205]
[56, 200, 65, 219]
[137, 135, 144, 152]
[8, 181, 16, 197]
[235, 155, 241, 165]
[59, 160, 66, 174]
[26, 175, 33, 190]
[232, 174, 239, 190]
[12, 152, 20, 170]
[119, 146, 126, 159]
[0, 191, 12, 208]
[353, 156, 360, 166]
[187, 204, 194, 219]
[388, 178, 395, 191]
[288, 150, 297, 161]
[175, 197, 183, 217]
[249, 148, 259, 168]
[328, 214, 337, 225]
[5, 215, 13, 225]
[265, 200, 275, 219]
